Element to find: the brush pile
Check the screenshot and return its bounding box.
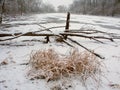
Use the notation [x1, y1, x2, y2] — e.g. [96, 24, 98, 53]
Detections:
[28, 49, 102, 82]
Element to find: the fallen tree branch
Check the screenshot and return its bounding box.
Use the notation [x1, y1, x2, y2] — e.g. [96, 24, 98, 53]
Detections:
[35, 25, 65, 33]
[0, 25, 65, 41]
[0, 32, 55, 41]
[93, 36, 113, 41]
[62, 39, 74, 47]
[67, 37, 105, 59]
[36, 24, 52, 32]
[0, 43, 33, 46]
[0, 33, 21, 37]
[91, 38, 104, 43]
[69, 29, 118, 36]
[60, 33, 114, 42]
[0, 31, 114, 43]
[60, 33, 105, 43]
[69, 30, 98, 34]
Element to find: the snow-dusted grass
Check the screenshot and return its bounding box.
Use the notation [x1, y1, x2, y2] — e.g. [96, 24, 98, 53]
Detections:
[28, 49, 102, 83]
[0, 13, 120, 90]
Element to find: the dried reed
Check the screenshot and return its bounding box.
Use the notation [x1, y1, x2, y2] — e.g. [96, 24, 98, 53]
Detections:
[28, 49, 102, 82]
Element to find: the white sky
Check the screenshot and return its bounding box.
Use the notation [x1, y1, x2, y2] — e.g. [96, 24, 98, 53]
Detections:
[43, 0, 74, 8]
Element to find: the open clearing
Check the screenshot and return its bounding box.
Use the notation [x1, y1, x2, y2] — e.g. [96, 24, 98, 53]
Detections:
[0, 13, 120, 90]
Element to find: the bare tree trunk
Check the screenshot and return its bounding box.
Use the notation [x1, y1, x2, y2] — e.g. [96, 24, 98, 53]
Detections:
[111, 0, 119, 16]
[101, 1, 106, 15]
[83, 0, 87, 14]
[0, 0, 5, 24]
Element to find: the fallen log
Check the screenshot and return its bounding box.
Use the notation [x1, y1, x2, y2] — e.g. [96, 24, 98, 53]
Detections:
[0, 25, 65, 41]
[0, 32, 55, 41]
[62, 39, 74, 47]
[60, 33, 114, 42]
[67, 37, 105, 59]
[0, 31, 114, 43]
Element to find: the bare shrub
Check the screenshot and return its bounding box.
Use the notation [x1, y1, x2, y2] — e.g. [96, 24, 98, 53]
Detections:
[28, 49, 102, 82]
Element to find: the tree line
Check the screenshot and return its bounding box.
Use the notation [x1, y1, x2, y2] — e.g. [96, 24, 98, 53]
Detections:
[0, 0, 55, 15]
[0, 0, 120, 16]
[69, 0, 120, 16]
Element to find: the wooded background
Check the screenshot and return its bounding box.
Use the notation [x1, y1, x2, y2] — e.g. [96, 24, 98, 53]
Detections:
[69, 0, 120, 16]
[0, 0, 120, 16]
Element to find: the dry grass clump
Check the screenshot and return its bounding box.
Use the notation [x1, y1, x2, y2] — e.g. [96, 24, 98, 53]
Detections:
[28, 49, 102, 82]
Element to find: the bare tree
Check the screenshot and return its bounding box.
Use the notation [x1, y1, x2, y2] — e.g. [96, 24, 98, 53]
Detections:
[0, 0, 5, 24]
[0, 0, 56, 16]
[41, 3, 55, 13]
[57, 5, 67, 13]
[69, 0, 120, 16]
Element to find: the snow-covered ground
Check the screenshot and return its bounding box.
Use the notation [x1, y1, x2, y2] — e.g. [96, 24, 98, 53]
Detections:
[0, 13, 120, 90]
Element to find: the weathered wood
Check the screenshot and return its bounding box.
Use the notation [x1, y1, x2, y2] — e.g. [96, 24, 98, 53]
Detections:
[0, 25, 65, 41]
[0, 32, 55, 41]
[0, 0, 5, 24]
[62, 39, 74, 47]
[0, 31, 115, 43]
[45, 36, 50, 43]
[60, 33, 114, 42]
[69, 29, 118, 36]
[65, 12, 70, 31]
[68, 37, 105, 59]
[35, 25, 65, 33]
[64, 12, 70, 39]
[0, 33, 22, 37]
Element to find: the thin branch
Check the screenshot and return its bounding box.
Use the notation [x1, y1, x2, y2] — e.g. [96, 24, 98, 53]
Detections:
[69, 29, 118, 36]
[91, 38, 104, 43]
[35, 25, 65, 33]
[62, 39, 74, 47]
[60, 33, 113, 42]
[36, 24, 52, 32]
[0, 26, 65, 41]
[68, 37, 105, 59]
[0, 32, 55, 41]
[0, 33, 21, 37]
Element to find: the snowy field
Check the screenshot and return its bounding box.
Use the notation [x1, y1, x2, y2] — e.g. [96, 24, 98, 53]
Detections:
[0, 13, 120, 90]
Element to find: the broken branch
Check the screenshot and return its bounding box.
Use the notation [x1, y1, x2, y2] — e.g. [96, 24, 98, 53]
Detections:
[68, 37, 105, 59]
[60, 33, 114, 42]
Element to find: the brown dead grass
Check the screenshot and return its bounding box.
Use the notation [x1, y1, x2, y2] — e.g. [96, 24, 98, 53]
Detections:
[28, 49, 102, 82]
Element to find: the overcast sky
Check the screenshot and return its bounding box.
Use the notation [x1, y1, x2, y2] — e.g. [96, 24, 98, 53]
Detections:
[43, 0, 74, 8]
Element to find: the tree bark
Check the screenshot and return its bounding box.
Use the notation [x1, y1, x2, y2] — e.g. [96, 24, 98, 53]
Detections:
[64, 12, 70, 39]
[60, 33, 114, 42]
[0, 0, 5, 24]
